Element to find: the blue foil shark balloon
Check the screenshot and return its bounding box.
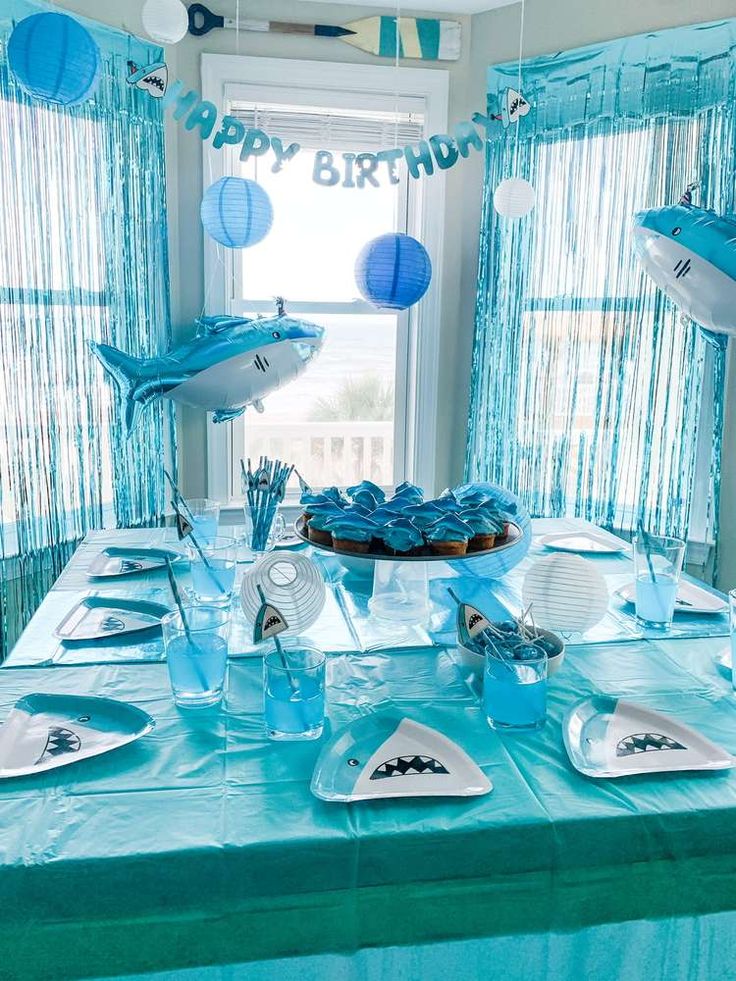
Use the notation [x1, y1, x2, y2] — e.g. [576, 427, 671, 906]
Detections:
[633, 189, 736, 336]
[90, 301, 325, 432]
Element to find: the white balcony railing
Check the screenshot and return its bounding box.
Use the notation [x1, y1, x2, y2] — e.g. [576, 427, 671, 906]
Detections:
[241, 420, 394, 489]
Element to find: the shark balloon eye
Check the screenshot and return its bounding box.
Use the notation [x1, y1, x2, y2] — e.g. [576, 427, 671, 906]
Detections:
[348, 758, 360, 767]
[272, 331, 281, 339]
[672, 227, 682, 236]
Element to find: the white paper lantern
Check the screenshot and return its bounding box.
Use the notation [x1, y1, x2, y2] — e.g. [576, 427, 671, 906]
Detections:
[241, 552, 326, 636]
[522, 553, 609, 633]
[493, 177, 536, 219]
[142, 0, 188, 44]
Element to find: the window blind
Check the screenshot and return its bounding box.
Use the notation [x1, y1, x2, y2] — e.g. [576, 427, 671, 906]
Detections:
[229, 101, 424, 151]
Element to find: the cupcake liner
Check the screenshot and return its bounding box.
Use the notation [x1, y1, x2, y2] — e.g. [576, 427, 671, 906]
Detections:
[429, 540, 468, 556]
[332, 537, 371, 554]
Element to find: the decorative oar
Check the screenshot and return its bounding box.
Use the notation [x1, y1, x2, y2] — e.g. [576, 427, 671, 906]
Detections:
[187, 3, 462, 61]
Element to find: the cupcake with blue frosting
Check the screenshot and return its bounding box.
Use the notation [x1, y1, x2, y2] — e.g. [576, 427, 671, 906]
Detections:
[391, 482, 424, 505]
[300, 488, 345, 521]
[326, 512, 378, 554]
[306, 501, 345, 546]
[347, 480, 386, 506]
[426, 514, 473, 556]
[402, 501, 445, 529]
[461, 506, 505, 552]
[379, 518, 424, 557]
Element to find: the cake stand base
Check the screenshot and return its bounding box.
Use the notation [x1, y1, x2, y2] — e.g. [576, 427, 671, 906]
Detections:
[368, 559, 430, 625]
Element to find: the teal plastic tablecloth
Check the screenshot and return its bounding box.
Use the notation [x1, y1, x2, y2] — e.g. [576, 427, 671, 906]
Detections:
[3, 521, 736, 980]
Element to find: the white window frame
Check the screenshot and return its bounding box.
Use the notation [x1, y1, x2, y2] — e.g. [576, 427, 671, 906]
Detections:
[201, 54, 448, 505]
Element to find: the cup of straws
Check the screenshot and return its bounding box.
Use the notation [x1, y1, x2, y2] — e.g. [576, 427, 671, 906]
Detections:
[241, 457, 291, 556]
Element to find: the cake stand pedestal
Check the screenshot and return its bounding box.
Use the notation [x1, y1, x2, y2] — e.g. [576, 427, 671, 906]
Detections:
[368, 558, 430, 624]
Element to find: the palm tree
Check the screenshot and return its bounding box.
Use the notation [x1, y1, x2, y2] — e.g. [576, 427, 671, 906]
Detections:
[310, 374, 394, 422]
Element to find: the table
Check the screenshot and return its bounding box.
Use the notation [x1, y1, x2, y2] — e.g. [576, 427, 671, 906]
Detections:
[3, 519, 736, 981]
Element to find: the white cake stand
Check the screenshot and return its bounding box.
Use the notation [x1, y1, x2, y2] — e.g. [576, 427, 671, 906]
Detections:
[294, 517, 523, 626]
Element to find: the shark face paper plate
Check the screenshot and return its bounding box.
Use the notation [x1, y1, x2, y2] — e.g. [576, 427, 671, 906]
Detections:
[88, 546, 183, 579]
[55, 596, 171, 641]
[564, 696, 734, 779]
[0, 694, 155, 779]
[311, 716, 492, 802]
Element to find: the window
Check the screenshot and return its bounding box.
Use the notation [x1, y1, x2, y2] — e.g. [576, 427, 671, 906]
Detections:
[515, 121, 715, 539]
[202, 56, 448, 504]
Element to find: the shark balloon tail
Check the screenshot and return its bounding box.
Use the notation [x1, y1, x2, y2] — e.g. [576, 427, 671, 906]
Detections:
[89, 341, 154, 434]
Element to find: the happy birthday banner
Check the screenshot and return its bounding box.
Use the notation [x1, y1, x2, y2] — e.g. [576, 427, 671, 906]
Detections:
[128, 61, 530, 187]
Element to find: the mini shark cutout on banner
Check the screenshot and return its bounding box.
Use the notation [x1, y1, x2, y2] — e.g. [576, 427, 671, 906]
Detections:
[496, 87, 530, 128]
[127, 60, 168, 99]
[311, 715, 492, 802]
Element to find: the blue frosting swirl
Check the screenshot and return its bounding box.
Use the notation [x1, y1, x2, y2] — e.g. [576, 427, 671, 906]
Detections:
[308, 502, 346, 531]
[326, 513, 378, 542]
[380, 519, 424, 553]
[347, 480, 386, 504]
[403, 502, 446, 528]
[426, 514, 473, 542]
[460, 506, 505, 535]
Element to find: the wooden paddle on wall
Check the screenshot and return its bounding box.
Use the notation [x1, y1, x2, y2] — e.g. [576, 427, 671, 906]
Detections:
[187, 3, 462, 61]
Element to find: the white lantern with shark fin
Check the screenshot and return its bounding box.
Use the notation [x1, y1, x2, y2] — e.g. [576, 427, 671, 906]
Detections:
[90, 299, 324, 433]
[633, 188, 736, 336]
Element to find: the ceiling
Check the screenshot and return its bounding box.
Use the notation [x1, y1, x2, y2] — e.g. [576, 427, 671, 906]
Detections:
[299, 0, 519, 14]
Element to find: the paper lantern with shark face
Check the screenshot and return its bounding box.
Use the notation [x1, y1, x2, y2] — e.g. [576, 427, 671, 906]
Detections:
[633, 197, 736, 337]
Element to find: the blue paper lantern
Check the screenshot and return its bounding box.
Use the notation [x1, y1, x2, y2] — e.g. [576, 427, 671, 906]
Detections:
[355, 233, 432, 310]
[8, 13, 101, 107]
[200, 177, 274, 249]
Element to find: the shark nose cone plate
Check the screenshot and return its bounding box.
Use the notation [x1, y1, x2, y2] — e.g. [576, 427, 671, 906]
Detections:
[0, 694, 155, 779]
[564, 696, 734, 778]
[311, 716, 492, 802]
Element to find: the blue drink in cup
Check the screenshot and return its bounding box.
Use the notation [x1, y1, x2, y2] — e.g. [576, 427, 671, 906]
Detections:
[264, 645, 325, 741]
[185, 498, 220, 545]
[162, 605, 230, 708]
[190, 536, 237, 604]
[632, 533, 685, 628]
[483, 646, 547, 731]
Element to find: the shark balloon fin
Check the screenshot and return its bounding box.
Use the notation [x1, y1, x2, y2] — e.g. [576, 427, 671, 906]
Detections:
[195, 315, 255, 337]
[212, 407, 246, 423]
[501, 87, 530, 128]
[89, 341, 151, 436]
[252, 399, 265, 413]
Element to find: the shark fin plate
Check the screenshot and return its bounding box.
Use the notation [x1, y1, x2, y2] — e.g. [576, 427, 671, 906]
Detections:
[311, 716, 492, 802]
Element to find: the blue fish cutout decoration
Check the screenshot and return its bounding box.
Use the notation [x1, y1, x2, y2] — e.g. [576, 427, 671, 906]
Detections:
[90, 309, 324, 433]
[633, 195, 736, 336]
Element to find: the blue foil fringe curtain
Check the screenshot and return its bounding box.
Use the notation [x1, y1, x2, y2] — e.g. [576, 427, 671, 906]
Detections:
[466, 19, 735, 566]
[0, 0, 175, 658]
